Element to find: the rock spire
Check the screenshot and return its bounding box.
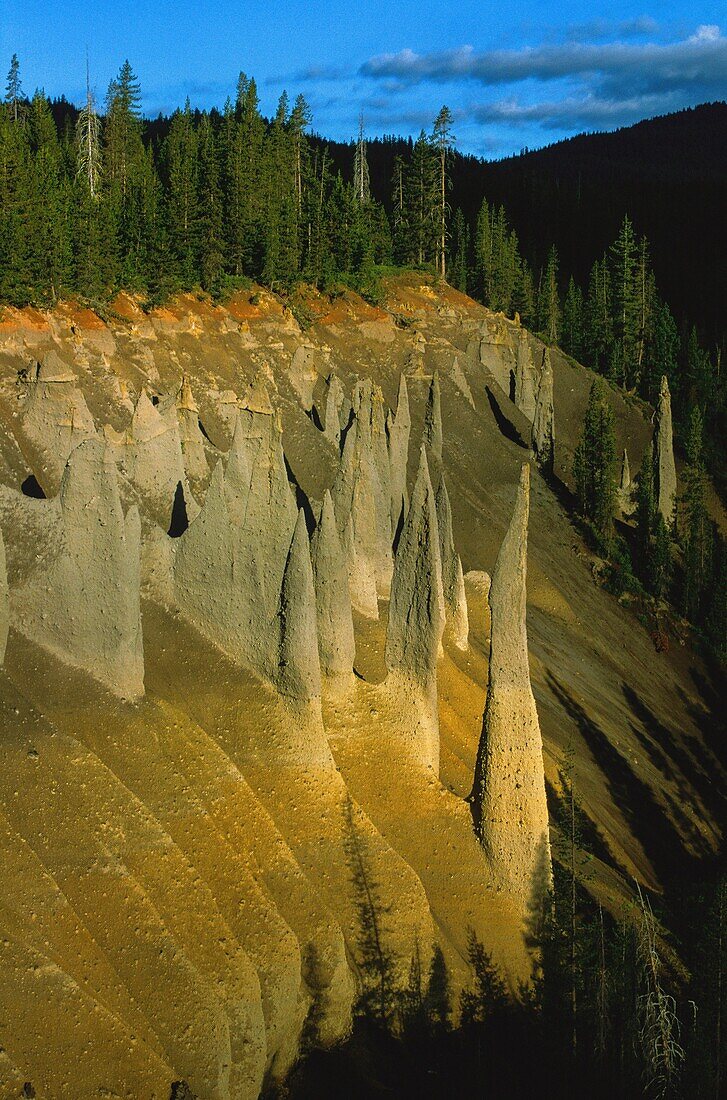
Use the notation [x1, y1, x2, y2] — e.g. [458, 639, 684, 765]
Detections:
[655, 375, 677, 524]
[388, 374, 411, 543]
[310, 491, 355, 679]
[434, 474, 469, 650]
[275, 510, 322, 702]
[385, 445, 444, 769]
[515, 334, 537, 421]
[423, 371, 443, 470]
[531, 349, 555, 472]
[470, 464, 552, 906]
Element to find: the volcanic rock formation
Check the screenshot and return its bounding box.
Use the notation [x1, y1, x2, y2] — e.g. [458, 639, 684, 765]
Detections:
[423, 371, 443, 474]
[435, 474, 469, 650]
[388, 373, 411, 543]
[531, 349, 555, 472]
[385, 445, 444, 770]
[514, 333, 537, 421]
[13, 438, 144, 699]
[470, 464, 552, 908]
[310, 490, 355, 681]
[655, 375, 677, 524]
[18, 351, 97, 496]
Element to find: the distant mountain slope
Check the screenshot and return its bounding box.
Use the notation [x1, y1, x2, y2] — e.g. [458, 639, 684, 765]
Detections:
[325, 103, 727, 344]
[475, 103, 727, 345]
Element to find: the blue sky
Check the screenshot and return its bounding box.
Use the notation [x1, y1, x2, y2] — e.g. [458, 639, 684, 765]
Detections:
[3, 0, 726, 157]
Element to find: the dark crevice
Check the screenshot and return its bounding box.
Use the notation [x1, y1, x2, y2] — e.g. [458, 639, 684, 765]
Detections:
[21, 474, 45, 499]
[167, 481, 189, 537]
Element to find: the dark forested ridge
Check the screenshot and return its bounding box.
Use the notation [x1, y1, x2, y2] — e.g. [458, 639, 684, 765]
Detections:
[322, 103, 727, 346]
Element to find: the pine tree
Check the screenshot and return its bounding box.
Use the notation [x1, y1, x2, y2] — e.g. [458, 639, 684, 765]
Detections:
[681, 407, 713, 622]
[609, 216, 639, 388]
[353, 114, 370, 205]
[561, 277, 584, 360]
[104, 60, 143, 198]
[537, 245, 560, 344]
[26, 92, 72, 302]
[164, 100, 198, 286]
[432, 105, 454, 279]
[573, 378, 617, 543]
[196, 114, 224, 292]
[402, 130, 438, 267]
[5, 54, 23, 123]
[449, 208, 469, 292]
[584, 258, 613, 375]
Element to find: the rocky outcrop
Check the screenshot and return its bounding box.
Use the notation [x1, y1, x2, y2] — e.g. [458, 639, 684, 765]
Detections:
[275, 510, 322, 702]
[174, 395, 299, 687]
[385, 446, 444, 769]
[434, 474, 469, 650]
[353, 380, 393, 595]
[0, 525, 7, 663]
[655, 376, 677, 524]
[176, 376, 210, 487]
[388, 374, 411, 543]
[13, 439, 144, 699]
[618, 447, 635, 516]
[423, 371, 443, 471]
[470, 464, 552, 907]
[331, 381, 393, 611]
[515, 334, 537, 421]
[310, 491, 355, 680]
[531, 349, 555, 472]
[18, 352, 97, 496]
[120, 390, 192, 530]
[322, 373, 346, 449]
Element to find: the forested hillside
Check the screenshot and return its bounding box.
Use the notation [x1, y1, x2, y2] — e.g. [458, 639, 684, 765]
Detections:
[0, 58, 724, 480]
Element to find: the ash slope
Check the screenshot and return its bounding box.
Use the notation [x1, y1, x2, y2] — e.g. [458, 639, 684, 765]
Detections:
[0, 276, 721, 1099]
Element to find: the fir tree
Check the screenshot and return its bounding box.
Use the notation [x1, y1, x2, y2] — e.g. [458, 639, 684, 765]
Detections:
[573, 378, 617, 542]
[353, 114, 370, 204]
[584, 258, 613, 375]
[610, 215, 639, 388]
[537, 245, 560, 344]
[432, 105, 454, 279]
[5, 54, 23, 123]
[449, 207, 469, 292]
[561, 277, 584, 360]
[681, 407, 712, 622]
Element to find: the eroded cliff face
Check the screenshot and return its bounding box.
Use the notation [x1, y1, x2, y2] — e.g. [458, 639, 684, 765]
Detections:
[0, 277, 720, 1099]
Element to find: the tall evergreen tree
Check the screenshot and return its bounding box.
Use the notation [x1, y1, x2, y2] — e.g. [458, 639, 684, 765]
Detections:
[353, 114, 370, 205]
[431, 105, 454, 279]
[573, 378, 617, 542]
[681, 407, 712, 622]
[5, 54, 23, 123]
[537, 245, 560, 344]
[561, 277, 584, 360]
[609, 215, 639, 388]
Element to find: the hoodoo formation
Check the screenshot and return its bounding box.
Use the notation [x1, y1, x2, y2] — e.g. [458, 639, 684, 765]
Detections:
[470, 464, 552, 908]
[531, 348, 555, 472]
[310, 490, 356, 681]
[655, 374, 678, 524]
[0, 273, 720, 1098]
[385, 445, 444, 770]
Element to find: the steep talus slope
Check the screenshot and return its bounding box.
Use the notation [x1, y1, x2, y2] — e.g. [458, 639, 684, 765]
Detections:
[0, 276, 721, 1097]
